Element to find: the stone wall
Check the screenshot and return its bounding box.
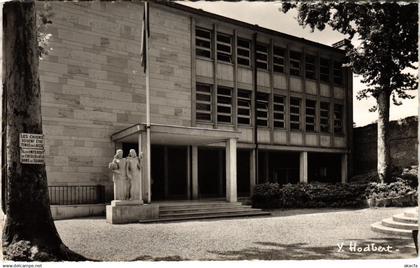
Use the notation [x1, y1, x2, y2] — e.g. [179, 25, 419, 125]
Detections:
[37, 2, 191, 195]
[353, 116, 418, 175]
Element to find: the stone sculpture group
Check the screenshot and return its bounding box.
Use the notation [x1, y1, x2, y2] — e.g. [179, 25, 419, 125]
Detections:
[108, 149, 143, 202]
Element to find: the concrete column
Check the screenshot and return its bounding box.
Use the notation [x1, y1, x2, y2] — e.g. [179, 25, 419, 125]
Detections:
[341, 153, 348, 183]
[141, 131, 151, 203]
[249, 149, 256, 196]
[191, 146, 199, 199]
[226, 138, 237, 202]
[299, 151, 308, 183]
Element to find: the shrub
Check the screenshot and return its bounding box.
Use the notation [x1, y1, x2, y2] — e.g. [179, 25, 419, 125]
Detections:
[364, 178, 417, 207]
[252, 182, 368, 209]
[251, 179, 417, 209]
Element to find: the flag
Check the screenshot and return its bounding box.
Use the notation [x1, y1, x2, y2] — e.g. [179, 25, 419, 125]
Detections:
[140, 2, 150, 73]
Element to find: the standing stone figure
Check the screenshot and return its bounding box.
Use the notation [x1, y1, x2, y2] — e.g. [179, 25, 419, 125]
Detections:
[126, 149, 143, 201]
[108, 149, 130, 200]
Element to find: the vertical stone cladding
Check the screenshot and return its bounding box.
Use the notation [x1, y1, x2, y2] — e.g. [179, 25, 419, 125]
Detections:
[148, 5, 192, 126]
[36, 2, 191, 194]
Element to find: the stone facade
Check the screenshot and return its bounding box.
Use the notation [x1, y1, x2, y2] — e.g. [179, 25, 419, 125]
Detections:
[353, 116, 418, 175]
[26, 2, 353, 203]
[37, 2, 191, 198]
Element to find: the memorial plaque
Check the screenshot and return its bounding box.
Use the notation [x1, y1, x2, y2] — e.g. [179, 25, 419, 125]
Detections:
[19, 133, 45, 164]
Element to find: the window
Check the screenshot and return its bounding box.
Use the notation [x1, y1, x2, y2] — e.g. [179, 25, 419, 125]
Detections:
[237, 89, 252, 125]
[305, 54, 316, 80]
[237, 38, 251, 66]
[217, 33, 232, 63]
[334, 104, 343, 134]
[256, 43, 268, 70]
[289, 51, 302, 76]
[333, 61, 344, 85]
[273, 95, 285, 128]
[196, 83, 212, 122]
[320, 57, 330, 82]
[305, 99, 316, 132]
[256, 92, 269, 126]
[320, 102, 330, 133]
[196, 28, 212, 58]
[273, 46, 285, 73]
[217, 86, 232, 123]
[290, 97, 301, 130]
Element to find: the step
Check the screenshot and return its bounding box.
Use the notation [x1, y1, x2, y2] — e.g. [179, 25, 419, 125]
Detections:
[381, 217, 418, 230]
[158, 202, 244, 210]
[393, 213, 419, 224]
[159, 205, 253, 214]
[404, 209, 419, 218]
[160, 208, 263, 218]
[371, 222, 413, 238]
[139, 210, 271, 223]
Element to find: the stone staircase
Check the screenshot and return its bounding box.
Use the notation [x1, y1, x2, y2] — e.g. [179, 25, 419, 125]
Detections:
[139, 200, 270, 223]
[371, 208, 419, 238]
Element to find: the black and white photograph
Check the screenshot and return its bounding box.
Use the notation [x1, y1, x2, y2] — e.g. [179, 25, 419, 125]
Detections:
[0, 1, 418, 267]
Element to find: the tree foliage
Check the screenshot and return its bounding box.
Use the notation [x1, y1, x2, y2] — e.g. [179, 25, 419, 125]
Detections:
[282, 1, 418, 110]
[37, 2, 53, 58]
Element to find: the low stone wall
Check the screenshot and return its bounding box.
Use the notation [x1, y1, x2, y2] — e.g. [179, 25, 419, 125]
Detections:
[50, 204, 106, 220]
[353, 116, 418, 175]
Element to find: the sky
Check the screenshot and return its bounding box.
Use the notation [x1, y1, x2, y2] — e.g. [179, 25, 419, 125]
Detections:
[180, 1, 418, 127]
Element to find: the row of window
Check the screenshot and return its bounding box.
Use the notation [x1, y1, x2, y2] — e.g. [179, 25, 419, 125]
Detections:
[196, 83, 344, 134]
[195, 27, 345, 85]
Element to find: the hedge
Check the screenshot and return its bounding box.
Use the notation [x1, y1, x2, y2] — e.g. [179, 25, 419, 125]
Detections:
[251, 179, 417, 209]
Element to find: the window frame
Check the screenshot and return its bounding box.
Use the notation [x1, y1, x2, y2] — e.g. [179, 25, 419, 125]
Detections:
[216, 86, 233, 124]
[216, 32, 233, 63]
[256, 92, 269, 127]
[305, 54, 316, 80]
[273, 95, 286, 128]
[320, 57, 330, 83]
[195, 27, 212, 59]
[334, 104, 344, 135]
[237, 89, 252, 126]
[237, 37, 251, 67]
[290, 97, 301, 131]
[320, 102, 330, 133]
[256, 43, 269, 70]
[196, 83, 213, 122]
[305, 99, 317, 132]
[273, 46, 286, 73]
[333, 60, 344, 85]
[289, 50, 302, 77]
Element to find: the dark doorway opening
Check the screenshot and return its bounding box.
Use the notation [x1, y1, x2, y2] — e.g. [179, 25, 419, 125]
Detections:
[122, 143, 189, 200]
[198, 148, 225, 198]
[151, 145, 188, 200]
[308, 153, 341, 183]
[258, 150, 300, 184]
[237, 150, 250, 197]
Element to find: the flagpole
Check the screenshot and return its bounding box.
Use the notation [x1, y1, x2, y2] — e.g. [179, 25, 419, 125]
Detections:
[144, 1, 151, 204]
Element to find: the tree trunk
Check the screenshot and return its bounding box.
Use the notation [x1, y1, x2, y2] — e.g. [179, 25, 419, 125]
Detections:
[2, 2, 85, 261]
[376, 90, 391, 183]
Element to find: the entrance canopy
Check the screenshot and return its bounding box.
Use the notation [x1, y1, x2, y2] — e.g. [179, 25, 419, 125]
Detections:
[111, 123, 240, 145]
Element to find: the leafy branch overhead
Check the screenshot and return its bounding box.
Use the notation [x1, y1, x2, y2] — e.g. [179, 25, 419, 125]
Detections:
[282, 1, 418, 110]
[37, 2, 54, 58]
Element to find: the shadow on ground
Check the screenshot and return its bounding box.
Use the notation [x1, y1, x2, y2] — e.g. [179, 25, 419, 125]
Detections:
[207, 237, 417, 260]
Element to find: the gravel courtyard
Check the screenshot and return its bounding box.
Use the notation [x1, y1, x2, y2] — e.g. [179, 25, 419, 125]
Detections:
[55, 207, 417, 261]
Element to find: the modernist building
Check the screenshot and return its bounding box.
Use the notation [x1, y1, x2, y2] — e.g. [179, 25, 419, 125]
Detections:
[9, 2, 353, 205]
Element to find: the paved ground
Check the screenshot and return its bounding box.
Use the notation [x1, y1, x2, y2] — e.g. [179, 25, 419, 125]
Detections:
[52, 207, 417, 261]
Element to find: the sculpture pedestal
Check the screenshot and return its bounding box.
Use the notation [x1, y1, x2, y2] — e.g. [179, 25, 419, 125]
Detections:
[106, 200, 159, 224]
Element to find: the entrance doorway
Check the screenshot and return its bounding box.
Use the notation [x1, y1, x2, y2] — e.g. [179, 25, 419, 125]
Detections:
[198, 148, 226, 198]
[151, 145, 189, 200]
[122, 143, 189, 200]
